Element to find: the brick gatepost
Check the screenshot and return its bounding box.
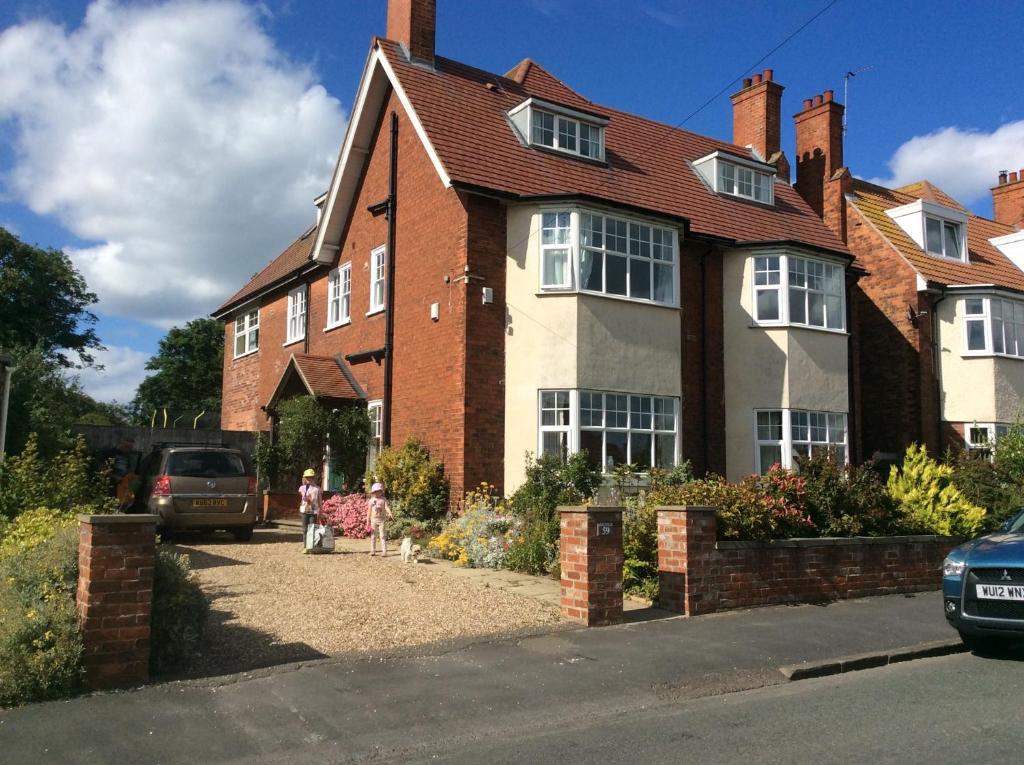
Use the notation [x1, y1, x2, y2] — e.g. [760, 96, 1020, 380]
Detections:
[559, 506, 624, 627]
[656, 506, 719, 616]
[76, 514, 158, 690]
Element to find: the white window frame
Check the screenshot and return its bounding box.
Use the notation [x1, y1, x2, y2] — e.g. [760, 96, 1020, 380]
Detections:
[692, 152, 776, 206]
[233, 308, 259, 358]
[327, 262, 352, 329]
[536, 207, 679, 308]
[367, 400, 383, 469]
[540, 212, 573, 290]
[754, 408, 849, 473]
[538, 390, 572, 462]
[537, 389, 679, 472]
[285, 286, 306, 345]
[527, 108, 604, 160]
[924, 216, 964, 261]
[368, 246, 386, 315]
[751, 251, 846, 332]
[961, 295, 1024, 359]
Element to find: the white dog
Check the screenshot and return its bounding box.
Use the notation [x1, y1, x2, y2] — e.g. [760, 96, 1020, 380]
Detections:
[400, 537, 422, 563]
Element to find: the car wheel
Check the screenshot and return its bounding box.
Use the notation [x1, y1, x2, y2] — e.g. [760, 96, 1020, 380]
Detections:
[959, 632, 1004, 655]
[231, 525, 255, 542]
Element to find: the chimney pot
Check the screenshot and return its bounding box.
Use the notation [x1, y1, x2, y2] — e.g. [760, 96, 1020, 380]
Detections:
[824, 90, 834, 102]
[752, 73, 762, 85]
[743, 77, 752, 88]
[764, 68, 774, 82]
[1011, 171, 1020, 184]
[999, 170, 1008, 185]
[813, 94, 823, 107]
[802, 98, 813, 110]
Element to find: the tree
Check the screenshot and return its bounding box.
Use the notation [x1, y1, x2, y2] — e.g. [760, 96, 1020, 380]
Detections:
[273, 396, 370, 489]
[132, 318, 224, 422]
[0, 228, 102, 366]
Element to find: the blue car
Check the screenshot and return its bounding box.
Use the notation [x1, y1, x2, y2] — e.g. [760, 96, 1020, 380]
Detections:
[944, 509, 1024, 650]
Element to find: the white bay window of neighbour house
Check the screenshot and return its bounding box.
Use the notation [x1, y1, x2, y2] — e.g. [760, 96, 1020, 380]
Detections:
[530, 109, 603, 160]
[540, 210, 677, 306]
[286, 287, 306, 343]
[328, 263, 351, 327]
[755, 409, 848, 473]
[753, 254, 844, 330]
[964, 296, 1024, 357]
[369, 246, 386, 313]
[538, 390, 678, 471]
[233, 309, 259, 357]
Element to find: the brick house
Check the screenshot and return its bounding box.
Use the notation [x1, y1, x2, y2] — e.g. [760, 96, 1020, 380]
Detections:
[791, 89, 1024, 459]
[214, 0, 854, 498]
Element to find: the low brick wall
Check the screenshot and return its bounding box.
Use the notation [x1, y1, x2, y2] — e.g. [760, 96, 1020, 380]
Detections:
[560, 506, 624, 626]
[657, 506, 956, 615]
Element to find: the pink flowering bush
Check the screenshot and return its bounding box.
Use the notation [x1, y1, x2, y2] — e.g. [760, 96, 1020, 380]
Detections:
[319, 493, 369, 538]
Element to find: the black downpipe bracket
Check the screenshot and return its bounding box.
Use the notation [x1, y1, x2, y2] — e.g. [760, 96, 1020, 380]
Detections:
[382, 111, 399, 448]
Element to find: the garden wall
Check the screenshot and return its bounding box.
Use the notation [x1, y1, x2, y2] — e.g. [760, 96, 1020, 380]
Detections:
[657, 506, 956, 616]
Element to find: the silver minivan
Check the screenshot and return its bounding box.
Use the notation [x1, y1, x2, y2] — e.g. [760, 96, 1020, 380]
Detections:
[132, 446, 258, 540]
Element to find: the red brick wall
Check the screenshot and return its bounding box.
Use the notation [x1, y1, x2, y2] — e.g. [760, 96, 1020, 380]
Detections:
[560, 506, 624, 626]
[730, 71, 783, 161]
[221, 328, 265, 432]
[656, 507, 954, 615]
[846, 204, 939, 458]
[386, 0, 436, 62]
[794, 94, 844, 220]
[992, 171, 1024, 229]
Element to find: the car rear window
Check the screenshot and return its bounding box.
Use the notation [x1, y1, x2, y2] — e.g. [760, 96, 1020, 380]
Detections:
[166, 451, 247, 478]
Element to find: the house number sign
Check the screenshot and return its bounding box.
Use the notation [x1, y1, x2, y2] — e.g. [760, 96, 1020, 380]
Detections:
[596, 522, 613, 536]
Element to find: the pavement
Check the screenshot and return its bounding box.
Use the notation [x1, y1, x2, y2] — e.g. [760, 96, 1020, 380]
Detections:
[1, 589, 962, 764]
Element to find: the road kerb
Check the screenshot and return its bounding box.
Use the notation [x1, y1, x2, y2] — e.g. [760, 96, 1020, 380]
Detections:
[779, 639, 966, 681]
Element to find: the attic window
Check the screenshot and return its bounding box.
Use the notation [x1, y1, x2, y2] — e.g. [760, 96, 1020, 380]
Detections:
[925, 217, 962, 260]
[692, 152, 775, 205]
[508, 98, 606, 162]
[885, 199, 969, 264]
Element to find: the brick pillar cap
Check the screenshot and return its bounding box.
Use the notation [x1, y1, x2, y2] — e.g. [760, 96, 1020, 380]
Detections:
[654, 505, 718, 514]
[78, 514, 160, 525]
[557, 505, 624, 514]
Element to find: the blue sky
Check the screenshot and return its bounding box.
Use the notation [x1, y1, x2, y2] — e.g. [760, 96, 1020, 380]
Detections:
[1, 0, 1022, 401]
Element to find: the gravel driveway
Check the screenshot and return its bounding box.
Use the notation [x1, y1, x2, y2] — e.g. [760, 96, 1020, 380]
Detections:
[169, 527, 562, 678]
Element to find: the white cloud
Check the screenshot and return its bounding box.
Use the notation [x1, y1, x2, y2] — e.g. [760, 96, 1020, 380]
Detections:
[72, 344, 151, 403]
[868, 121, 1024, 207]
[0, 0, 347, 327]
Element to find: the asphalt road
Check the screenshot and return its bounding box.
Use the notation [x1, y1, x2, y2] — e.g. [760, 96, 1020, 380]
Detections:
[396, 649, 1024, 765]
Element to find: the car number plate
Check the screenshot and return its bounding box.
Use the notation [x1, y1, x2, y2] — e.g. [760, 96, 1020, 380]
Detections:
[976, 584, 1024, 601]
[192, 499, 228, 508]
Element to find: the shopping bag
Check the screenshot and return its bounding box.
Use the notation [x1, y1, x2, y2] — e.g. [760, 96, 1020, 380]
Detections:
[313, 524, 335, 553]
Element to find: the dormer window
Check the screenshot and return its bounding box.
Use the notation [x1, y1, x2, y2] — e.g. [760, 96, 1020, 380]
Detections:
[886, 200, 969, 264]
[692, 151, 775, 205]
[509, 98, 606, 162]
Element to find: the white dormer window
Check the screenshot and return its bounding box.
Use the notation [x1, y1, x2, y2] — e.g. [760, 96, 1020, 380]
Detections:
[692, 151, 775, 205]
[886, 200, 969, 264]
[508, 98, 606, 161]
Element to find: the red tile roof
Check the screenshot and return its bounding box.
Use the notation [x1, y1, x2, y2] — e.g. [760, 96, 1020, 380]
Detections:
[850, 179, 1024, 291]
[382, 41, 850, 254]
[291, 354, 362, 400]
[215, 226, 315, 315]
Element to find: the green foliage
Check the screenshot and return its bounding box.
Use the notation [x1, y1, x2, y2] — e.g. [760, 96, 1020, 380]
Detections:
[131, 318, 223, 421]
[150, 549, 209, 676]
[947, 446, 1024, 532]
[252, 431, 281, 490]
[797, 451, 903, 536]
[0, 527, 84, 707]
[366, 438, 448, 523]
[506, 452, 602, 516]
[622, 497, 658, 599]
[0, 508, 78, 559]
[0, 434, 116, 522]
[648, 461, 695, 490]
[994, 423, 1024, 487]
[888, 444, 987, 537]
[269, 397, 370, 490]
[0, 227, 101, 366]
[504, 507, 559, 576]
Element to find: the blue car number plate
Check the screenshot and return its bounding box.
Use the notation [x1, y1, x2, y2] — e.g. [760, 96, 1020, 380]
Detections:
[976, 584, 1024, 601]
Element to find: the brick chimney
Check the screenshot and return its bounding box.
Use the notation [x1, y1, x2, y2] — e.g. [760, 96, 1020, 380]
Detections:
[794, 90, 845, 220]
[993, 169, 1024, 229]
[731, 69, 784, 162]
[387, 0, 436, 63]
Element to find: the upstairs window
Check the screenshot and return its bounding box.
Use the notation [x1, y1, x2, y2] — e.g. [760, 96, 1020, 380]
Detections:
[369, 246, 386, 314]
[233, 309, 259, 358]
[510, 98, 607, 162]
[752, 253, 845, 331]
[327, 263, 351, 327]
[286, 287, 306, 344]
[886, 200, 969, 264]
[693, 151, 775, 205]
[963, 296, 1024, 358]
[926, 217, 963, 260]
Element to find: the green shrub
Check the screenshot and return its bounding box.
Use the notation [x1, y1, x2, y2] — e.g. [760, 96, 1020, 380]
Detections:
[506, 452, 602, 516]
[946, 448, 1024, 530]
[150, 549, 208, 676]
[366, 439, 449, 523]
[0, 507, 79, 559]
[622, 497, 658, 599]
[888, 444, 987, 537]
[0, 527, 83, 707]
[504, 508, 559, 576]
[274, 396, 370, 490]
[797, 451, 903, 536]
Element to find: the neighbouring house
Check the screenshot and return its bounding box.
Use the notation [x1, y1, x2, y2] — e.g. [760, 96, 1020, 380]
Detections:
[791, 87, 1024, 459]
[213, 0, 854, 499]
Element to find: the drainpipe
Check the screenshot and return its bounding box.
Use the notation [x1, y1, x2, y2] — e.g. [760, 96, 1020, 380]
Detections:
[0, 359, 14, 462]
[930, 288, 948, 452]
[382, 111, 399, 448]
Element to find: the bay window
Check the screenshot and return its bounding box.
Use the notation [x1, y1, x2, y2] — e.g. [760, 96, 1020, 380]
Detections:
[538, 389, 678, 471]
[962, 295, 1024, 358]
[539, 208, 678, 306]
[755, 409, 848, 473]
[752, 252, 845, 330]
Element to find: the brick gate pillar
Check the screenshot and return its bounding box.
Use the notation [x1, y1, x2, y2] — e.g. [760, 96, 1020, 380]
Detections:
[559, 506, 624, 626]
[656, 506, 719, 616]
[76, 514, 158, 690]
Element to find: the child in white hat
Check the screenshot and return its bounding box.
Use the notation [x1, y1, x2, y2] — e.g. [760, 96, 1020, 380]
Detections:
[366, 482, 393, 556]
